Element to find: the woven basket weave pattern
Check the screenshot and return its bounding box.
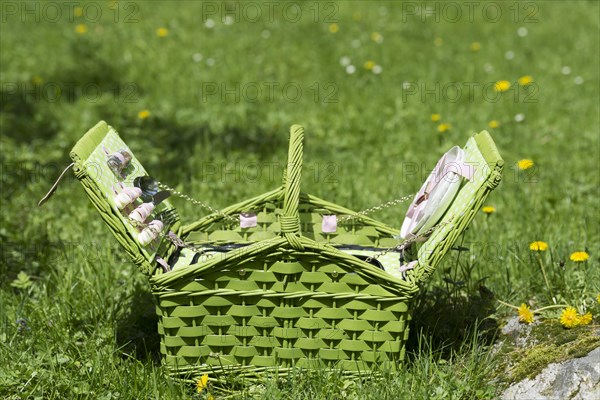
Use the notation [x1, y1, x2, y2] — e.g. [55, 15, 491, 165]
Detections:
[70, 121, 503, 379]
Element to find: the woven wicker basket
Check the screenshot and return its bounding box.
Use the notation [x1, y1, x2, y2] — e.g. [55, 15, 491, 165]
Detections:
[69, 121, 503, 380]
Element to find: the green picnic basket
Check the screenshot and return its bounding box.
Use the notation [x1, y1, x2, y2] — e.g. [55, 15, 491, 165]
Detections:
[66, 121, 503, 381]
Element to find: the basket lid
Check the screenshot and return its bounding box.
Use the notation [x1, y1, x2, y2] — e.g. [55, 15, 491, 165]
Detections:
[70, 121, 179, 275]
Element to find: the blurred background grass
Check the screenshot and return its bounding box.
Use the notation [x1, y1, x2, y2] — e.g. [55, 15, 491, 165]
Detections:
[1, 1, 599, 398]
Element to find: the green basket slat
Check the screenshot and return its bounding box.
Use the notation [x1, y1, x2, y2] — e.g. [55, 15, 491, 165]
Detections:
[317, 282, 354, 293]
[161, 316, 187, 329]
[378, 341, 402, 353]
[175, 281, 213, 292]
[330, 234, 373, 246]
[270, 261, 305, 274]
[338, 360, 371, 371]
[358, 330, 395, 342]
[255, 298, 279, 307]
[353, 227, 380, 237]
[275, 347, 304, 360]
[250, 271, 278, 283]
[223, 280, 260, 291]
[314, 264, 349, 274]
[257, 212, 278, 223]
[226, 325, 259, 337]
[267, 222, 281, 232]
[185, 231, 210, 242]
[381, 301, 409, 312]
[228, 305, 260, 317]
[315, 308, 353, 320]
[342, 300, 375, 311]
[175, 345, 211, 358]
[359, 310, 397, 322]
[251, 355, 278, 367]
[231, 346, 259, 358]
[298, 298, 331, 308]
[248, 316, 279, 327]
[296, 358, 326, 369]
[201, 335, 242, 346]
[359, 286, 395, 296]
[206, 355, 236, 366]
[336, 319, 374, 331]
[299, 271, 329, 283]
[198, 296, 235, 307]
[273, 327, 303, 339]
[159, 297, 190, 308]
[295, 317, 330, 329]
[270, 307, 307, 319]
[318, 348, 347, 361]
[339, 273, 370, 286]
[170, 325, 214, 337]
[295, 338, 327, 350]
[163, 335, 192, 347]
[208, 231, 244, 241]
[339, 339, 372, 352]
[202, 271, 243, 281]
[359, 351, 392, 363]
[249, 231, 278, 241]
[318, 329, 349, 340]
[380, 320, 406, 333]
[170, 305, 209, 318]
[202, 315, 237, 326]
[250, 336, 281, 348]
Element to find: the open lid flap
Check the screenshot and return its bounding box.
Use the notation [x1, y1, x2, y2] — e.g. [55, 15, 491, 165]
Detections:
[400, 145, 474, 240]
[69, 121, 179, 275]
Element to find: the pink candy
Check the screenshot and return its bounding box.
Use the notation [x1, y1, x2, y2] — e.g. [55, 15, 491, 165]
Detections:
[129, 202, 155, 223]
[114, 187, 142, 209]
[138, 220, 163, 246]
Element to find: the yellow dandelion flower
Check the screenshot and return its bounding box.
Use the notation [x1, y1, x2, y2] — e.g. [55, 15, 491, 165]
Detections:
[470, 42, 481, 52]
[560, 307, 579, 328]
[371, 32, 383, 43]
[494, 80, 511, 92]
[137, 110, 151, 120]
[437, 123, 451, 133]
[517, 159, 534, 170]
[75, 24, 88, 34]
[529, 241, 548, 252]
[570, 251, 589, 262]
[328, 23, 339, 33]
[482, 206, 496, 214]
[156, 27, 169, 37]
[518, 303, 534, 324]
[578, 312, 592, 326]
[596, 294, 600, 304]
[364, 60, 376, 70]
[518, 75, 534, 86]
[31, 76, 43, 85]
[74, 7, 83, 17]
[434, 37, 443, 46]
[488, 120, 500, 129]
[196, 374, 209, 394]
[431, 113, 441, 122]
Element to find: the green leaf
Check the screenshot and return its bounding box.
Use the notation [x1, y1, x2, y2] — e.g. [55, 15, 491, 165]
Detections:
[10, 271, 33, 289]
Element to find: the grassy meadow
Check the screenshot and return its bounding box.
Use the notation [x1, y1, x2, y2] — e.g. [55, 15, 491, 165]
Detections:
[1, 1, 599, 398]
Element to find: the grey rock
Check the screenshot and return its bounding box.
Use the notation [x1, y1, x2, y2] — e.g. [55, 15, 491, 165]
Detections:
[501, 347, 600, 400]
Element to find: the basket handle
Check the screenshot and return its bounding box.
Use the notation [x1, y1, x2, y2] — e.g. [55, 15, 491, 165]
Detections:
[281, 124, 304, 250]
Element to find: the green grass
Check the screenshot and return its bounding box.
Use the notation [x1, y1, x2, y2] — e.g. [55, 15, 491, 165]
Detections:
[1, 1, 599, 398]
